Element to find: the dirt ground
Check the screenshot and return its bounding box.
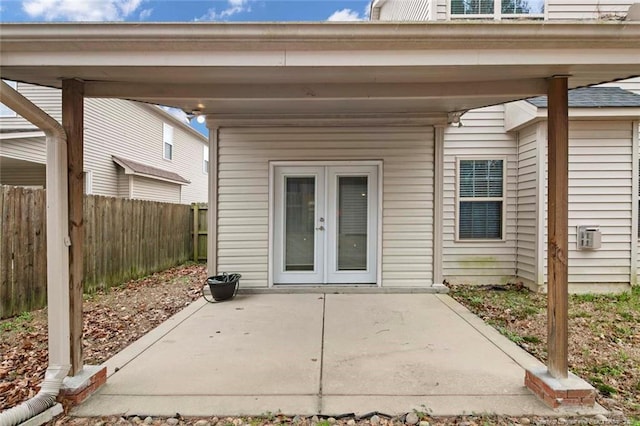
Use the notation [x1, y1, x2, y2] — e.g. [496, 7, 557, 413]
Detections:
[1, 267, 637, 425]
[0, 264, 206, 411]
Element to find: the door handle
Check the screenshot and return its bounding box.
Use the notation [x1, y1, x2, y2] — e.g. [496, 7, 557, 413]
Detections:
[315, 226, 325, 231]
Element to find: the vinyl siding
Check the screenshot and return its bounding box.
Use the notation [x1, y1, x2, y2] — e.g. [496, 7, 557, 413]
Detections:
[0, 159, 45, 187]
[378, 0, 636, 21]
[442, 105, 518, 284]
[0, 83, 61, 129]
[637, 121, 640, 282]
[217, 126, 434, 289]
[0, 136, 46, 163]
[117, 173, 131, 198]
[85, 98, 208, 204]
[378, 0, 431, 20]
[542, 121, 634, 287]
[0, 84, 208, 203]
[516, 125, 538, 285]
[436, 0, 447, 20]
[130, 175, 181, 203]
[547, 0, 636, 20]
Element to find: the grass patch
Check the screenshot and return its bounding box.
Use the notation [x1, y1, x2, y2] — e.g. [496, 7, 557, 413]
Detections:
[449, 284, 640, 418]
[0, 311, 34, 332]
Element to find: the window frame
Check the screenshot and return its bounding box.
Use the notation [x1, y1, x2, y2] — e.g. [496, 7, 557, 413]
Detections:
[163, 123, 174, 161]
[449, 0, 545, 20]
[84, 170, 93, 195]
[1, 80, 18, 118]
[203, 145, 209, 174]
[455, 156, 507, 242]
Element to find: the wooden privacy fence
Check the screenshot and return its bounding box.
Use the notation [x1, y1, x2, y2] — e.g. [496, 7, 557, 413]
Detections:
[83, 195, 192, 293]
[0, 186, 192, 319]
[192, 203, 208, 262]
[0, 186, 47, 321]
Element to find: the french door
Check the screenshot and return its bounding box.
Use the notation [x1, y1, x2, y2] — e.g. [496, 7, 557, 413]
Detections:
[273, 165, 378, 284]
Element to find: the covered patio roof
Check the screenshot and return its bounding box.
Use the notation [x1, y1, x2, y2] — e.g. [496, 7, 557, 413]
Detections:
[1, 22, 640, 119]
[2, 20, 640, 420]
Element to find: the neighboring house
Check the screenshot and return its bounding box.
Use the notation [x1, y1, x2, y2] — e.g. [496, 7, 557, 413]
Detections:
[0, 83, 209, 204]
[370, 0, 640, 292]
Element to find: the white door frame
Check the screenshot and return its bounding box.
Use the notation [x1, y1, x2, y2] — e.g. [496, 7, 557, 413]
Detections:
[269, 160, 383, 287]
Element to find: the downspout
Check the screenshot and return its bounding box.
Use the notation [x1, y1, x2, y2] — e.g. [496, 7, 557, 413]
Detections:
[0, 81, 71, 425]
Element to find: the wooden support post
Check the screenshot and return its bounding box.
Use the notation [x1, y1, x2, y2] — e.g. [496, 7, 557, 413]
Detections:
[547, 76, 569, 379]
[63, 79, 85, 376]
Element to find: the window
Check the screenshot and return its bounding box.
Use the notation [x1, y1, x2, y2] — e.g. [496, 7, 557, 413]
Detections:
[203, 145, 209, 174]
[450, 0, 545, 19]
[163, 123, 174, 160]
[457, 158, 505, 240]
[84, 171, 93, 195]
[1, 80, 17, 117]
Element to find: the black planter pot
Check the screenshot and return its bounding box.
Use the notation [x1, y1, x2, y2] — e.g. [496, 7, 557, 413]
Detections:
[205, 273, 241, 302]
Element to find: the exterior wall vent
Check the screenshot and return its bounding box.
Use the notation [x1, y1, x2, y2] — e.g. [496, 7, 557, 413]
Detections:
[577, 226, 601, 250]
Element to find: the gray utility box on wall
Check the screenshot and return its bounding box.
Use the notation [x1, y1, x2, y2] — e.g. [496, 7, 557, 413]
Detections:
[577, 225, 601, 250]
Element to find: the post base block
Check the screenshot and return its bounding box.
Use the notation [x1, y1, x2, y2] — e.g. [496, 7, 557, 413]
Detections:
[58, 365, 107, 407]
[525, 367, 596, 409]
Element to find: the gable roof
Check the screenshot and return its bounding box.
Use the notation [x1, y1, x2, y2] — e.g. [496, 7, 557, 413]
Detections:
[112, 155, 190, 185]
[527, 87, 640, 108]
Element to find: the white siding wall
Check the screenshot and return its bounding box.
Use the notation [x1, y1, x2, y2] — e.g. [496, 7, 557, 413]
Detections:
[0, 159, 46, 187]
[378, 0, 431, 20]
[0, 83, 61, 128]
[216, 126, 434, 289]
[542, 121, 634, 290]
[547, 0, 637, 20]
[377, 0, 637, 21]
[117, 173, 130, 198]
[442, 105, 518, 284]
[85, 99, 208, 204]
[0, 84, 208, 203]
[516, 124, 538, 286]
[436, 0, 447, 20]
[130, 175, 181, 203]
[0, 136, 46, 163]
[637, 121, 640, 283]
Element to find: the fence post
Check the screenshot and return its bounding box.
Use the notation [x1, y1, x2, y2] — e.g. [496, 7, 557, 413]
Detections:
[192, 203, 199, 262]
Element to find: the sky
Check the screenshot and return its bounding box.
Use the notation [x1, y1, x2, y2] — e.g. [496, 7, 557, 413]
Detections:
[0, 0, 373, 134]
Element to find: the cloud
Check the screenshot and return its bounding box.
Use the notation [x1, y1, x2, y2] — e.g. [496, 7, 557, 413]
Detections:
[327, 8, 365, 21]
[139, 8, 153, 20]
[22, 0, 145, 21]
[197, 0, 253, 21]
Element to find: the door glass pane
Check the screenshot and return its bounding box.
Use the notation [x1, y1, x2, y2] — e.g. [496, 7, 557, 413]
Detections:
[285, 177, 315, 271]
[338, 176, 368, 271]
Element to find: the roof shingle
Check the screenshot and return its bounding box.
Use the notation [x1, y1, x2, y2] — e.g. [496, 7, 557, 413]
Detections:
[112, 155, 190, 184]
[527, 87, 640, 108]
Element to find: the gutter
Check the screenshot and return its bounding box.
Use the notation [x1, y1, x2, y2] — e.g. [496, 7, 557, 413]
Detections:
[0, 81, 70, 426]
[1, 22, 640, 52]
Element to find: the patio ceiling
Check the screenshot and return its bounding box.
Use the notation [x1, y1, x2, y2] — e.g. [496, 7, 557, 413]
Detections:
[1, 22, 640, 119]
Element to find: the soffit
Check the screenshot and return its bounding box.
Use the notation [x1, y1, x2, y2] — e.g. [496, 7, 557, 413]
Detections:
[1, 22, 639, 118]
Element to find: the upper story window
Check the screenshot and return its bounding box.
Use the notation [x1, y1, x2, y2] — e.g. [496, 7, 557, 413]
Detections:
[450, 0, 545, 19]
[163, 123, 174, 160]
[1, 81, 18, 118]
[203, 145, 209, 174]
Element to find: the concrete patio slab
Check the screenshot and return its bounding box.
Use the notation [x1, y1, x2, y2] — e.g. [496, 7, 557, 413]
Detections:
[73, 293, 605, 418]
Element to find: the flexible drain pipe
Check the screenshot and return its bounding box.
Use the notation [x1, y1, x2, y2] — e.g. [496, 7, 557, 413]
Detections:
[0, 80, 71, 426]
